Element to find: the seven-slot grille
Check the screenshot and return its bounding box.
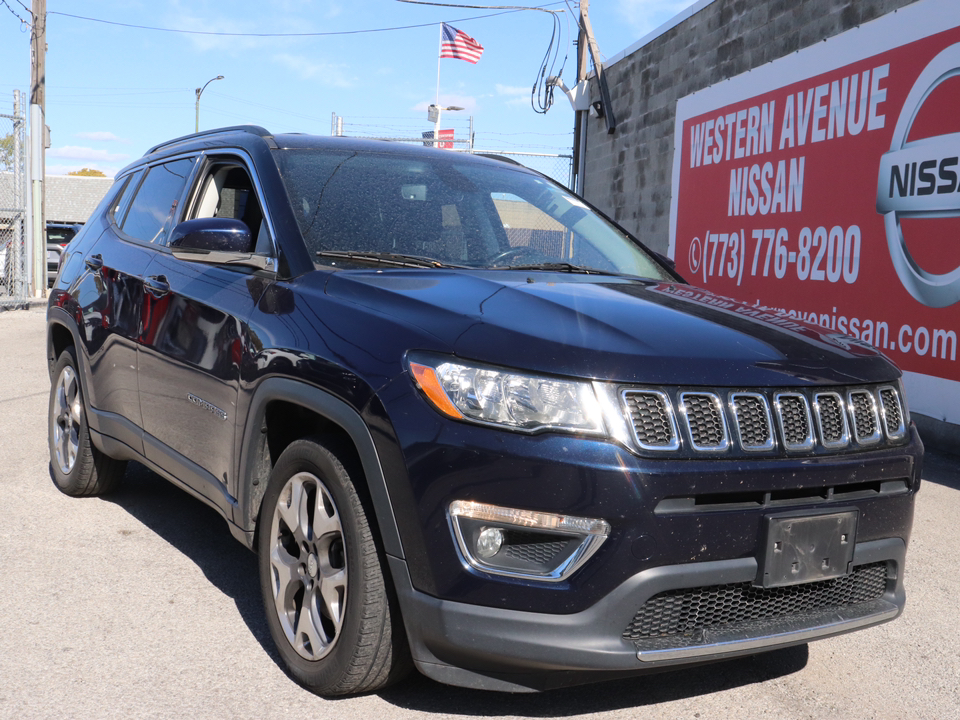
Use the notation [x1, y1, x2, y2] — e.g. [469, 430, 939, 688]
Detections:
[622, 384, 905, 455]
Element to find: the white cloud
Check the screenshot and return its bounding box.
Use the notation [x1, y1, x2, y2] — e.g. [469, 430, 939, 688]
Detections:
[273, 53, 352, 87]
[75, 131, 128, 143]
[495, 84, 528, 97]
[48, 146, 132, 164]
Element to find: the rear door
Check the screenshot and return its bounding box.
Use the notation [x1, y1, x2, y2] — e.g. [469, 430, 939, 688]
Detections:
[137, 153, 275, 511]
[81, 157, 196, 451]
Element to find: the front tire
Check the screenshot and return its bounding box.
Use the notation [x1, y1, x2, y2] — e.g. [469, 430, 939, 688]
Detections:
[257, 438, 410, 696]
[48, 346, 126, 496]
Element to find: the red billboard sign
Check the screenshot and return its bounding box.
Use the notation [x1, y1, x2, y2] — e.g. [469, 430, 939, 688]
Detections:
[422, 129, 455, 149]
[669, 0, 960, 422]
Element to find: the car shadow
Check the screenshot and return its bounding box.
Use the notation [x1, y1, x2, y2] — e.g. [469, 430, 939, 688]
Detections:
[377, 645, 808, 715]
[93, 461, 809, 711]
[96, 461, 283, 668]
[921, 450, 960, 491]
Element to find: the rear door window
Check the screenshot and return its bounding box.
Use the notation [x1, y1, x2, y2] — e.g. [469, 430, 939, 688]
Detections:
[120, 158, 196, 245]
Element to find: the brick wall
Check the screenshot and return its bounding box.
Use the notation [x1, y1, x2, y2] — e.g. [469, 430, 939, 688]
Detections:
[582, 0, 919, 253]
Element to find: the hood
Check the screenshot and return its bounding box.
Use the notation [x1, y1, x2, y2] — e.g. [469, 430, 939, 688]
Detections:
[323, 269, 898, 387]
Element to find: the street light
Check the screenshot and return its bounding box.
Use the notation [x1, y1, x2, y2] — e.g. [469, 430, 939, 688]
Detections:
[428, 104, 463, 148]
[195, 75, 224, 133]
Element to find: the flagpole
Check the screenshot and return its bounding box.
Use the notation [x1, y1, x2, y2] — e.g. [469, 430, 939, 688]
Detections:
[436, 24, 442, 108]
[435, 24, 443, 147]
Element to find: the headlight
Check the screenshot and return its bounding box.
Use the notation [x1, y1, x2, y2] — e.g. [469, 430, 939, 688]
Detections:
[408, 356, 605, 434]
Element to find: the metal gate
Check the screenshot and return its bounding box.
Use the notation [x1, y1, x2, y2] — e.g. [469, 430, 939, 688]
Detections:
[1, 91, 27, 308]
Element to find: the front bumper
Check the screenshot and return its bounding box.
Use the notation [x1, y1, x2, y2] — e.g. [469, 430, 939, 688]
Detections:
[390, 536, 906, 692]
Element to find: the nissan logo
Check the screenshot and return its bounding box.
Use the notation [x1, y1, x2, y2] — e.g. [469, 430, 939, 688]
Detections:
[877, 43, 960, 308]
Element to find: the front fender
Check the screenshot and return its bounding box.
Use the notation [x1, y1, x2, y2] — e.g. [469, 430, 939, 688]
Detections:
[234, 377, 404, 560]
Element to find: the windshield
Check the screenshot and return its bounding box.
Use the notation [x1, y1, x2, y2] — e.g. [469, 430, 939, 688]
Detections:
[272, 148, 673, 279]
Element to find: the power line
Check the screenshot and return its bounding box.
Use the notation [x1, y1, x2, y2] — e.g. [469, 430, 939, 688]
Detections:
[47, 7, 535, 37]
[0, 0, 30, 28]
[396, 1, 564, 14]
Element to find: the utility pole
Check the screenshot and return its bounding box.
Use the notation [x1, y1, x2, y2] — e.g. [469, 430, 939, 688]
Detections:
[580, 0, 616, 135]
[571, 0, 590, 195]
[30, 0, 46, 298]
[569, 0, 616, 196]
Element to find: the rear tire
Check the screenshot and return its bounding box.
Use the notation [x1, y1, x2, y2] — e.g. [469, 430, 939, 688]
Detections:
[48, 346, 126, 496]
[257, 438, 411, 696]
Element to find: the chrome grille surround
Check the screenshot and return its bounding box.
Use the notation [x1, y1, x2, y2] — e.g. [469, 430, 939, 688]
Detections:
[622, 390, 680, 451]
[813, 392, 850, 448]
[617, 384, 908, 456]
[773, 392, 815, 451]
[729, 392, 775, 451]
[848, 390, 882, 445]
[679, 392, 729, 452]
[878, 386, 906, 440]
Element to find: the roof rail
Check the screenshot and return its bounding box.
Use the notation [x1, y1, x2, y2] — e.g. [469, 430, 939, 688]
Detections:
[475, 153, 523, 166]
[145, 125, 272, 155]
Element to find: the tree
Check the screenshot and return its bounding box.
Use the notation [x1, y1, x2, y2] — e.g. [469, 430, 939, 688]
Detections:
[68, 168, 106, 177]
[0, 134, 13, 171]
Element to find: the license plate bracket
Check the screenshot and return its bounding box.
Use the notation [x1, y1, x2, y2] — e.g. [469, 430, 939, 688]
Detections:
[756, 510, 858, 588]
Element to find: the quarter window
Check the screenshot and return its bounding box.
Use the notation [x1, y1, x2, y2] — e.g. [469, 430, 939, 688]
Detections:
[109, 170, 143, 226]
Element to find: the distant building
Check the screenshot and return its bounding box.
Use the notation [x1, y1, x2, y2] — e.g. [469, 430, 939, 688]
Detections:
[44, 174, 114, 225]
[0, 172, 113, 226]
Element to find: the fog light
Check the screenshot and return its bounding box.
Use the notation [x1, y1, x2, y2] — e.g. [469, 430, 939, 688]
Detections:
[476, 527, 504, 558]
[448, 500, 610, 582]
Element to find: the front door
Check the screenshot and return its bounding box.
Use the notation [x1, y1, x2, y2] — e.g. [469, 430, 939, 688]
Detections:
[137, 157, 273, 510]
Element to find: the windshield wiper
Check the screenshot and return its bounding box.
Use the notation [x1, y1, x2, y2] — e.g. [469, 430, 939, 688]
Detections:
[316, 250, 466, 269]
[497, 262, 612, 275]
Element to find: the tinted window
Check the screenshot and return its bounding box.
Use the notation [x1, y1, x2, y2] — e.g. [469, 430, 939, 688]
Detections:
[121, 158, 196, 244]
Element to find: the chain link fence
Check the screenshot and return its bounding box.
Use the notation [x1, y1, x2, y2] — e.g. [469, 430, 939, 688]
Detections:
[1, 92, 27, 308]
[465, 150, 573, 189]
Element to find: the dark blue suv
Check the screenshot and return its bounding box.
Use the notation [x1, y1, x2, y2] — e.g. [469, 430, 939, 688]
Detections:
[46, 126, 922, 695]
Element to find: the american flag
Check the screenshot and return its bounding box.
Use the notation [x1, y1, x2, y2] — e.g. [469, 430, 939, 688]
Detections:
[440, 23, 483, 64]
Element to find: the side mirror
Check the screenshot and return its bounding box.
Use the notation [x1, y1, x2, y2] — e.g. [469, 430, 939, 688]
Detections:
[170, 217, 252, 253]
[170, 218, 274, 272]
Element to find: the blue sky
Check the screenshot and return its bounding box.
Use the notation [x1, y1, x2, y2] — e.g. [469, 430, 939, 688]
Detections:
[0, 0, 696, 178]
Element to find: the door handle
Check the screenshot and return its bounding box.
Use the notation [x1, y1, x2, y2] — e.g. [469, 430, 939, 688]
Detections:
[85, 254, 103, 271]
[144, 274, 170, 298]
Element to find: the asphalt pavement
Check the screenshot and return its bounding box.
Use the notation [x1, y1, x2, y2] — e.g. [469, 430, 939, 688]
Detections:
[1, 305, 958, 720]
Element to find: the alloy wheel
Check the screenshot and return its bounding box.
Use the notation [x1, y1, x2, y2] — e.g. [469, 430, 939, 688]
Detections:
[52, 365, 82, 475]
[268, 471, 347, 661]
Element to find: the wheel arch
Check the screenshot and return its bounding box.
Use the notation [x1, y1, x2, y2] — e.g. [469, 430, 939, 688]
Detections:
[236, 377, 404, 560]
[46, 310, 80, 380]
